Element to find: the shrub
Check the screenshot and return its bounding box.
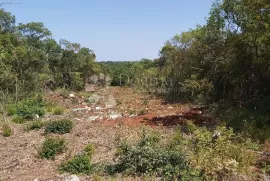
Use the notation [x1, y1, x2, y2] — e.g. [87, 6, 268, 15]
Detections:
[138, 109, 147, 116]
[58, 88, 69, 98]
[39, 137, 66, 159]
[16, 96, 45, 119]
[25, 121, 44, 131]
[84, 144, 95, 159]
[6, 105, 16, 116]
[53, 106, 65, 115]
[12, 116, 27, 124]
[45, 119, 73, 134]
[59, 154, 92, 174]
[2, 123, 12, 137]
[110, 129, 201, 180]
[186, 122, 257, 180]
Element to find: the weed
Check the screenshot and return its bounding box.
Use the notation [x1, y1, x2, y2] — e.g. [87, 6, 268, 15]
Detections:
[53, 106, 65, 115]
[84, 144, 95, 159]
[25, 121, 44, 131]
[2, 123, 12, 137]
[12, 116, 27, 124]
[138, 109, 147, 116]
[6, 105, 16, 116]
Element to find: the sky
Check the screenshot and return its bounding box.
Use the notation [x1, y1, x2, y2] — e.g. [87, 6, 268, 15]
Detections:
[3, 0, 214, 61]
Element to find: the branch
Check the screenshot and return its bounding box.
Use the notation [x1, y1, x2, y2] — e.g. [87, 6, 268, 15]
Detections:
[0, 1, 21, 6]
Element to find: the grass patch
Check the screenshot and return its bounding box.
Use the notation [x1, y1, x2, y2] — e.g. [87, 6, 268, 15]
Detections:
[25, 121, 44, 131]
[12, 116, 27, 124]
[53, 106, 65, 115]
[59, 144, 95, 174]
[39, 137, 66, 159]
[6, 105, 16, 116]
[2, 123, 12, 137]
[45, 119, 73, 134]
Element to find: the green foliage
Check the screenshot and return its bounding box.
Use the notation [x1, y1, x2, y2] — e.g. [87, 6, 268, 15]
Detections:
[6, 105, 16, 116]
[2, 123, 12, 137]
[186, 122, 257, 180]
[262, 162, 270, 175]
[59, 154, 92, 174]
[25, 121, 44, 131]
[45, 119, 73, 134]
[59, 144, 95, 174]
[215, 107, 270, 142]
[53, 106, 65, 115]
[39, 137, 66, 159]
[58, 89, 69, 98]
[84, 144, 95, 159]
[110, 129, 202, 180]
[16, 96, 45, 119]
[11, 116, 27, 124]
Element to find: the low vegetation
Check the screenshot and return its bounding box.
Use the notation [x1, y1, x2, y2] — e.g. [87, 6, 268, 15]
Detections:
[106, 124, 258, 180]
[59, 144, 95, 174]
[45, 119, 73, 134]
[25, 121, 44, 131]
[2, 123, 12, 137]
[53, 106, 65, 115]
[39, 137, 66, 160]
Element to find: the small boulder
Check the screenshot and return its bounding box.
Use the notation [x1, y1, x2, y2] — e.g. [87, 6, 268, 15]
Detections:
[65, 175, 80, 181]
[69, 94, 75, 98]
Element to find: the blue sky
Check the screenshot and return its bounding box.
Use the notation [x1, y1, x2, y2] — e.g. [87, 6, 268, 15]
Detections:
[4, 0, 213, 61]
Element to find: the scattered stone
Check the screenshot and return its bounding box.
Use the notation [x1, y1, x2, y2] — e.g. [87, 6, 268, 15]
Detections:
[95, 107, 102, 110]
[109, 113, 122, 120]
[88, 116, 102, 121]
[105, 94, 116, 108]
[86, 93, 101, 104]
[34, 114, 39, 119]
[85, 83, 96, 92]
[69, 94, 75, 98]
[73, 107, 91, 112]
[262, 174, 270, 181]
[33, 178, 38, 181]
[65, 175, 80, 181]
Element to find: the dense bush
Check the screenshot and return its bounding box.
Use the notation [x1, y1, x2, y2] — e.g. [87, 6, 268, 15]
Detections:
[59, 154, 92, 174]
[59, 144, 95, 174]
[45, 119, 73, 134]
[110, 129, 202, 180]
[186, 122, 257, 180]
[16, 96, 45, 119]
[39, 137, 66, 159]
[2, 123, 12, 137]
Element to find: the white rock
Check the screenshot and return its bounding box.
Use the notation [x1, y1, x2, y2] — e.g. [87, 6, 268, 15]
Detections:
[65, 175, 80, 181]
[109, 113, 122, 120]
[88, 116, 101, 121]
[34, 114, 39, 119]
[69, 94, 75, 98]
[33, 178, 39, 181]
[95, 107, 102, 110]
